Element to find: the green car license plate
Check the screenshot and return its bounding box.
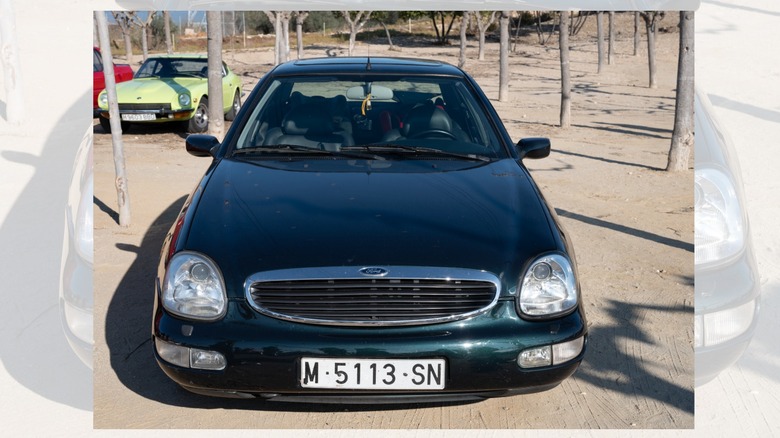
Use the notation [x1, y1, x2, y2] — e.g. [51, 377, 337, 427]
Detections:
[300, 358, 446, 390]
[121, 113, 156, 121]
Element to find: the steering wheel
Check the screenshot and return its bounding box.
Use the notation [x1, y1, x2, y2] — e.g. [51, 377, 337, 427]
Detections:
[408, 129, 456, 140]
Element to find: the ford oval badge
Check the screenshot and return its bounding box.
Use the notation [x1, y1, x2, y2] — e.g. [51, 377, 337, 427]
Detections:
[359, 267, 388, 277]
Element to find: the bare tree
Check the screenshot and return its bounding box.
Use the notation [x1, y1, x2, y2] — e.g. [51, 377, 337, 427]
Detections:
[667, 11, 694, 171]
[534, 11, 556, 45]
[342, 11, 372, 56]
[1, 0, 24, 124]
[427, 11, 458, 45]
[633, 12, 640, 56]
[373, 12, 399, 52]
[473, 11, 498, 60]
[608, 11, 615, 65]
[458, 11, 470, 68]
[640, 11, 664, 88]
[281, 12, 291, 62]
[499, 11, 510, 102]
[559, 11, 571, 128]
[96, 11, 131, 226]
[512, 12, 522, 52]
[163, 11, 173, 54]
[294, 11, 309, 59]
[596, 11, 604, 73]
[207, 11, 224, 140]
[131, 11, 156, 62]
[570, 11, 589, 36]
[264, 12, 290, 65]
[112, 12, 135, 63]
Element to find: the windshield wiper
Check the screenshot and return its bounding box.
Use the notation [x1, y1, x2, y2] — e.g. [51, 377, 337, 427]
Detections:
[232, 144, 384, 160]
[356, 143, 492, 162]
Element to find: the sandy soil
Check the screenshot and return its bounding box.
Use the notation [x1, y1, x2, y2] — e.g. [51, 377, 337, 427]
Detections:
[93, 14, 693, 429]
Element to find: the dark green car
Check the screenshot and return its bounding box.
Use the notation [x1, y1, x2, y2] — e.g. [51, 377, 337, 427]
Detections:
[153, 57, 587, 403]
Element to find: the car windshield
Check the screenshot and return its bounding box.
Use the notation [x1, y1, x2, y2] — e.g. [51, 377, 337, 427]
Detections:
[233, 75, 506, 160]
[135, 57, 211, 79]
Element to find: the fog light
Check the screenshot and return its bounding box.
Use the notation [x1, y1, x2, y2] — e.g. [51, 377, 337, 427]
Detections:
[190, 348, 226, 370]
[552, 336, 584, 365]
[518, 346, 552, 368]
[62, 300, 94, 344]
[155, 338, 226, 370]
[156, 338, 189, 368]
[518, 336, 585, 368]
[698, 299, 756, 347]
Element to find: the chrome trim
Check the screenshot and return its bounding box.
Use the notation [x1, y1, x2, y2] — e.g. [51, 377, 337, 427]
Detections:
[244, 266, 501, 327]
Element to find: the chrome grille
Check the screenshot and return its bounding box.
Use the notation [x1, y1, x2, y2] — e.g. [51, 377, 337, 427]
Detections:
[118, 103, 172, 112]
[245, 267, 501, 326]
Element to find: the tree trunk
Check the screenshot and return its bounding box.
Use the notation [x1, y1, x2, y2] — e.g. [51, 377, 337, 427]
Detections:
[1, 0, 24, 124]
[512, 13, 522, 52]
[164, 11, 173, 54]
[633, 12, 640, 56]
[140, 26, 149, 61]
[342, 11, 371, 56]
[666, 11, 694, 171]
[206, 11, 224, 140]
[379, 21, 396, 51]
[281, 12, 290, 62]
[596, 12, 604, 73]
[642, 12, 658, 88]
[458, 12, 469, 68]
[475, 11, 497, 61]
[96, 11, 131, 226]
[296, 19, 304, 59]
[499, 11, 510, 102]
[113, 13, 134, 64]
[608, 11, 614, 65]
[559, 11, 571, 128]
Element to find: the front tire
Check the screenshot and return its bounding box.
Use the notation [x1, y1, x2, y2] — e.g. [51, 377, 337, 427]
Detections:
[225, 90, 241, 121]
[188, 97, 209, 133]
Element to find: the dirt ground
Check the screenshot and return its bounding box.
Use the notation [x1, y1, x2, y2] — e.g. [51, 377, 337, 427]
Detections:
[93, 14, 693, 429]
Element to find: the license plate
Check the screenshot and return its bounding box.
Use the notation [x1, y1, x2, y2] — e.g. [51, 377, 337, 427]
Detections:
[300, 358, 445, 390]
[121, 113, 156, 121]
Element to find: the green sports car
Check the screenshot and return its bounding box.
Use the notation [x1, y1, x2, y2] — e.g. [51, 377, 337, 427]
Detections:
[97, 54, 242, 133]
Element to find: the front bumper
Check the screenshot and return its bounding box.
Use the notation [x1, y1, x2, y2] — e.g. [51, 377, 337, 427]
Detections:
[695, 248, 761, 386]
[153, 299, 587, 402]
[98, 106, 194, 123]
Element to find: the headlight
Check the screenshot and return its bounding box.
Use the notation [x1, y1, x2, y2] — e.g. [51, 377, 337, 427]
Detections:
[695, 168, 745, 266]
[518, 254, 578, 317]
[178, 93, 191, 107]
[99, 92, 108, 108]
[161, 251, 226, 320]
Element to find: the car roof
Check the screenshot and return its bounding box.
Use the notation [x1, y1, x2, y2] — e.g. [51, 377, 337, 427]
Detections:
[270, 57, 467, 77]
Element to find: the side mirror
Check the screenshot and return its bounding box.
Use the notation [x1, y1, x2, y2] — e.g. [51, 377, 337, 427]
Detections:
[517, 137, 551, 160]
[185, 134, 220, 158]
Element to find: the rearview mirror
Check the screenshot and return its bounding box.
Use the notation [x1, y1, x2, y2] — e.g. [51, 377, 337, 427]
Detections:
[346, 85, 394, 101]
[186, 134, 220, 158]
[517, 138, 551, 160]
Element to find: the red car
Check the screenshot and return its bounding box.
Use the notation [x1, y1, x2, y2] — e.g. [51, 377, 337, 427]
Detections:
[93, 47, 133, 116]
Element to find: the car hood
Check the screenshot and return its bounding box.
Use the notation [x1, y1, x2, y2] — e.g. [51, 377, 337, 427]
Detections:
[116, 77, 205, 102]
[183, 158, 559, 295]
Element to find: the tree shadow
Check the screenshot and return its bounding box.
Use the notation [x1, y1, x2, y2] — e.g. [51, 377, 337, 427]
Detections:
[577, 298, 694, 415]
[554, 148, 663, 171]
[574, 121, 671, 140]
[94, 196, 120, 225]
[555, 208, 693, 252]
